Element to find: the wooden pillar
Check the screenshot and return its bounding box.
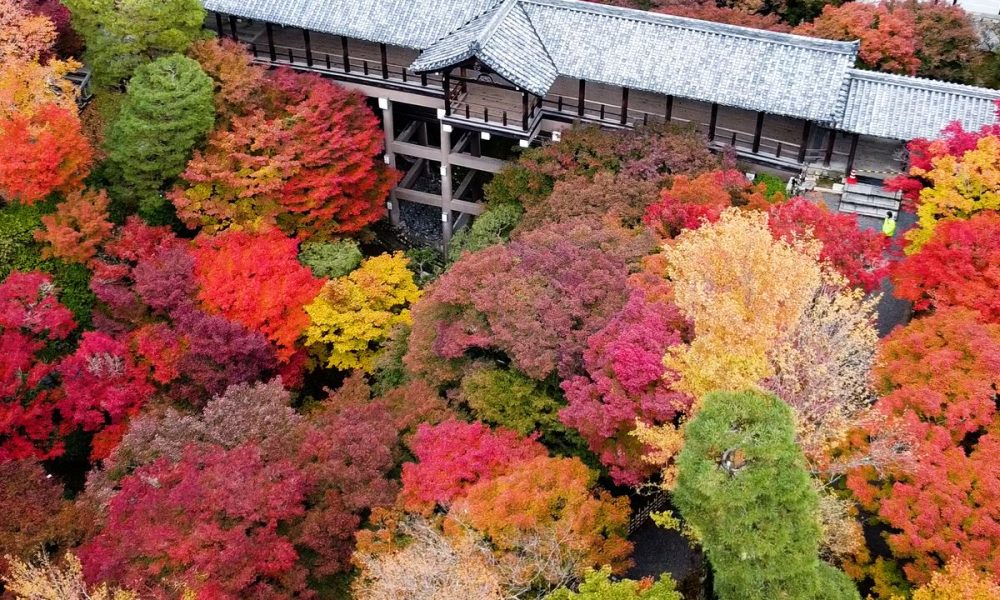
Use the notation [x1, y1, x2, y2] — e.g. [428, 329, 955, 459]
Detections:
[265, 23, 276, 61]
[823, 129, 836, 167]
[214, 12, 224, 35]
[302, 29, 313, 67]
[751, 112, 765, 153]
[470, 134, 482, 158]
[443, 71, 451, 116]
[341, 37, 350, 73]
[228, 15, 238, 40]
[797, 121, 811, 163]
[708, 103, 718, 141]
[440, 123, 453, 247]
[379, 43, 389, 79]
[846, 133, 860, 173]
[620, 87, 629, 126]
[522, 90, 529, 131]
[577, 80, 586, 117]
[381, 99, 400, 226]
[665, 95, 673, 122]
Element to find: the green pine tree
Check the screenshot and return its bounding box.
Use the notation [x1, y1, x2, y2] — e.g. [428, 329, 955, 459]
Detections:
[64, 0, 205, 88]
[104, 54, 214, 219]
[673, 390, 859, 600]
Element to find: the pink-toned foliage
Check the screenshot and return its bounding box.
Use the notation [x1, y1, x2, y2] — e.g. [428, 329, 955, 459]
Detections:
[406, 220, 650, 384]
[400, 419, 548, 513]
[560, 280, 692, 486]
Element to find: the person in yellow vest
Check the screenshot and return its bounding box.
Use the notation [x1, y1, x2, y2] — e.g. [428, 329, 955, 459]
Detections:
[882, 211, 897, 237]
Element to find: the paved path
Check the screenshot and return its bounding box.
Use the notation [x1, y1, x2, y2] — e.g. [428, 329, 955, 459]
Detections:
[855, 209, 917, 337]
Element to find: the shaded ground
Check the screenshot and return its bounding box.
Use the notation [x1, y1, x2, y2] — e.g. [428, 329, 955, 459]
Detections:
[855, 209, 917, 337]
[627, 519, 703, 584]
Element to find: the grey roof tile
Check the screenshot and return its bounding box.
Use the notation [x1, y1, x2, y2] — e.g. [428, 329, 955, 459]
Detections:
[839, 69, 1000, 140]
[204, 0, 504, 49]
[205, 0, 1000, 140]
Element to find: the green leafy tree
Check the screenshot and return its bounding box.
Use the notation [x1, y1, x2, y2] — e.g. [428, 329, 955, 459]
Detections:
[447, 202, 523, 262]
[64, 0, 205, 88]
[460, 366, 577, 450]
[546, 567, 681, 600]
[298, 239, 363, 278]
[104, 54, 214, 218]
[673, 390, 859, 600]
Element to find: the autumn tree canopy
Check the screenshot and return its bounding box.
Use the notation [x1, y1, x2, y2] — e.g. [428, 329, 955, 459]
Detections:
[170, 68, 396, 238]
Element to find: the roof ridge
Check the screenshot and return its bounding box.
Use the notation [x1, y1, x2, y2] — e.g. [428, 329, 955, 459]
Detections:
[847, 68, 1000, 99]
[514, 1, 559, 74]
[520, 0, 860, 55]
[474, 0, 522, 51]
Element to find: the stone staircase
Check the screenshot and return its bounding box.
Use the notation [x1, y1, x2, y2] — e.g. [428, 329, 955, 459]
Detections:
[838, 181, 901, 219]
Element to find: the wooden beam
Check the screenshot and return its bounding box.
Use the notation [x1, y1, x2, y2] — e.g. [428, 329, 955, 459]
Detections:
[665, 95, 673, 122]
[846, 133, 860, 173]
[578, 80, 586, 117]
[214, 12, 224, 35]
[620, 87, 629, 126]
[522, 91, 529, 131]
[752, 111, 765, 153]
[380, 43, 389, 79]
[341, 37, 350, 73]
[708, 103, 718, 141]
[824, 129, 836, 167]
[797, 121, 811, 163]
[302, 29, 313, 67]
[443, 71, 451, 116]
[381, 99, 399, 226]
[470, 133, 481, 157]
[265, 23, 276, 61]
[228, 15, 238, 40]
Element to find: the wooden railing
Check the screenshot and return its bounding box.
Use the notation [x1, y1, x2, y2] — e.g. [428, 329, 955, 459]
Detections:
[244, 40, 442, 90]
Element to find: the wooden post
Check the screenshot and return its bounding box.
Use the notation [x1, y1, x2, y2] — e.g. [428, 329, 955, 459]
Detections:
[341, 37, 350, 73]
[303, 29, 313, 67]
[381, 99, 399, 226]
[380, 43, 389, 79]
[665, 95, 673, 122]
[846, 133, 860, 173]
[440, 123, 453, 247]
[823, 129, 836, 167]
[470, 134, 481, 157]
[708, 103, 719, 141]
[797, 121, 811, 163]
[228, 15, 238, 40]
[752, 111, 764, 153]
[620, 87, 629, 126]
[522, 91, 529, 131]
[577, 80, 586, 117]
[214, 12, 224, 35]
[443, 71, 451, 116]
[265, 23, 276, 62]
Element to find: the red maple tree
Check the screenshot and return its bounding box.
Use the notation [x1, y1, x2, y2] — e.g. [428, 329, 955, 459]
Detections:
[0, 104, 92, 204]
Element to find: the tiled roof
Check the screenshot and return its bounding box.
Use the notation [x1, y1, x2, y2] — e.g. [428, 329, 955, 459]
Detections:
[205, 0, 1000, 140]
[517, 0, 857, 122]
[411, 1, 558, 95]
[412, 0, 857, 121]
[204, 0, 504, 49]
[839, 69, 1000, 140]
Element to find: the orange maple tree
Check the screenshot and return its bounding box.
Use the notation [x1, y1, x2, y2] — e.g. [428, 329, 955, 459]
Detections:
[191, 228, 325, 362]
[34, 188, 114, 265]
[0, 104, 92, 204]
